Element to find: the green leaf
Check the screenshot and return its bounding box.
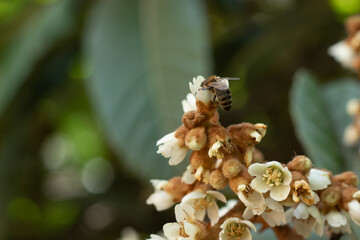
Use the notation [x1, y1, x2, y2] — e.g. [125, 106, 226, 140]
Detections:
[0, 0, 74, 115]
[83, 0, 211, 179]
[290, 70, 346, 173]
[322, 79, 360, 173]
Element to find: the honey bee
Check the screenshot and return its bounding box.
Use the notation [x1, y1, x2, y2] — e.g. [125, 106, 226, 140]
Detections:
[199, 75, 239, 111]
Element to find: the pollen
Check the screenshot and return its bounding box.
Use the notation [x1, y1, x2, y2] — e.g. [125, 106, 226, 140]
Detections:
[225, 222, 246, 239]
[262, 167, 284, 187]
[193, 198, 207, 210]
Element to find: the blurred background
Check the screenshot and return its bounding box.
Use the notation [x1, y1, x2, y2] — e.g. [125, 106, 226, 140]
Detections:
[0, 0, 359, 239]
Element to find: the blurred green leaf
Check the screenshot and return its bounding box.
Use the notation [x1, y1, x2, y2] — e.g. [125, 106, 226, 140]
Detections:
[330, 0, 360, 16]
[290, 70, 345, 173]
[322, 79, 360, 173]
[0, 0, 74, 115]
[83, 0, 211, 179]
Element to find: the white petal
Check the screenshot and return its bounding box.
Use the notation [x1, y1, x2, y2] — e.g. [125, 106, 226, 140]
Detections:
[157, 132, 176, 146]
[146, 191, 174, 211]
[239, 220, 257, 231]
[293, 203, 309, 220]
[243, 207, 254, 219]
[220, 217, 241, 229]
[328, 40, 356, 69]
[293, 218, 314, 238]
[182, 190, 206, 203]
[175, 203, 195, 223]
[182, 93, 197, 113]
[281, 167, 292, 185]
[147, 234, 166, 240]
[270, 184, 290, 201]
[163, 223, 180, 239]
[182, 165, 196, 184]
[262, 210, 286, 227]
[183, 220, 199, 237]
[248, 163, 267, 177]
[349, 200, 360, 226]
[207, 204, 219, 226]
[194, 208, 206, 221]
[326, 210, 347, 228]
[307, 169, 331, 191]
[207, 190, 227, 203]
[308, 205, 321, 224]
[265, 197, 283, 212]
[285, 208, 294, 223]
[168, 148, 188, 166]
[250, 177, 271, 193]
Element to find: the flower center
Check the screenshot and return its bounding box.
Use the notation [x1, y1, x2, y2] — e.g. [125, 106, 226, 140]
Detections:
[262, 167, 284, 187]
[225, 222, 246, 239]
[194, 198, 207, 210]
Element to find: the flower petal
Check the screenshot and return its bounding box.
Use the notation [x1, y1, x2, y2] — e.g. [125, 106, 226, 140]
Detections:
[248, 163, 267, 177]
[250, 177, 271, 193]
[182, 190, 206, 202]
[307, 169, 331, 191]
[326, 210, 347, 228]
[207, 204, 219, 226]
[270, 184, 290, 201]
[163, 223, 180, 239]
[169, 148, 188, 166]
[207, 190, 227, 203]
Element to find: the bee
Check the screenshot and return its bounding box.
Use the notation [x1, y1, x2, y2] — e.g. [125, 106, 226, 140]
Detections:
[199, 75, 239, 111]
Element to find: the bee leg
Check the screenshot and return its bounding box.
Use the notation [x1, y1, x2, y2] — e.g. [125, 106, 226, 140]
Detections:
[199, 87, 212, 90]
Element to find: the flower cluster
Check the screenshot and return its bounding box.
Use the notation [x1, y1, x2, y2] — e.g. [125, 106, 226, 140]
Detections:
[328, 15, 360, 72]
[146, 75, 360, 240]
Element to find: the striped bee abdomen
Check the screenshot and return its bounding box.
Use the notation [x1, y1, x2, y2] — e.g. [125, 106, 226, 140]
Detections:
[216, 89, 232, 111]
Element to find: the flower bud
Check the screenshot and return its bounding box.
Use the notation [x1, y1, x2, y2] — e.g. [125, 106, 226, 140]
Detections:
[353, 190, 360, 200]
[334, 171, 359, 187]
[209, 169, 228, 190]
[182, 111, 207, 129]
[164, 177, 193, 202]
[196, 100, 218, 118]
[342, 187, 358, 205]
[175, 125, 189, 147]
[227, 122, 267, 149]
[190, 149, 215, 169]
[321, 186, 341, 207]
[229, 174, 251, 193]
[222, 159, 243, 178]
[287, 155, 312, 175]
[185, 127, 207, 150]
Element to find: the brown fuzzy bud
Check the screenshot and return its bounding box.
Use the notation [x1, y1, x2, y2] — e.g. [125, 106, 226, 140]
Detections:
[190, 148, 215, 169]
[196, 100, 218, 118]
[342, 187, 358, 207]
[290, 171, 307, 184]
[182, 111, 207, 129]
[227, 122, 266, 149]
[222, 159, 243, 178]
[254, 123, 267, 137]
[209, 169, 228, 190]
[334, 171, 359, 187]
[185, 127, 207, 150]
[164, 177, 193, 202]
[321, 186, 341, 208]
[175, 125, 189, 147]
[229, 175, 250, 193]
[209, 112, 220, 125]
[287, 156, 312, 175]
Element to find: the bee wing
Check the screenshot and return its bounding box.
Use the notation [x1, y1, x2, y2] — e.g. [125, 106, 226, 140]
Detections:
[206, 79, 229, 90]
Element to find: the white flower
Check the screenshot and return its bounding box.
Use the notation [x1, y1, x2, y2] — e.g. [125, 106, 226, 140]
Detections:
[157, 132, 189, 166]
[146, 180, 175, 211]
[147, 234, 167, 240]
[248, 161, 292, 201]
[189, 76, 215, 104]
[163, 203, 199, 240]
[348, 199, 360, 226]
[328, 40, 357, 70]
[306, 168, 331, 191]
[237, 184, 266, 215]
[344, 124, 360, 146]
[182, 190, 226, 226]
[219, 217, 256, 240]
[182, 165, 196, 184]
[243, 197, 285, 227]
[182, 93, 197, 113]
[325, 210, 351, 234]
[285, 203, 322, 238]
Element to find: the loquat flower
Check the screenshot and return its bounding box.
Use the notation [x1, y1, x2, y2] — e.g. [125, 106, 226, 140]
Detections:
[157, 131, 189, 166]
[248, 161, 292, 201]
[146, 180, 175, 211]
[219, 217, 256, 240]
[189, 76, 215, 104]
